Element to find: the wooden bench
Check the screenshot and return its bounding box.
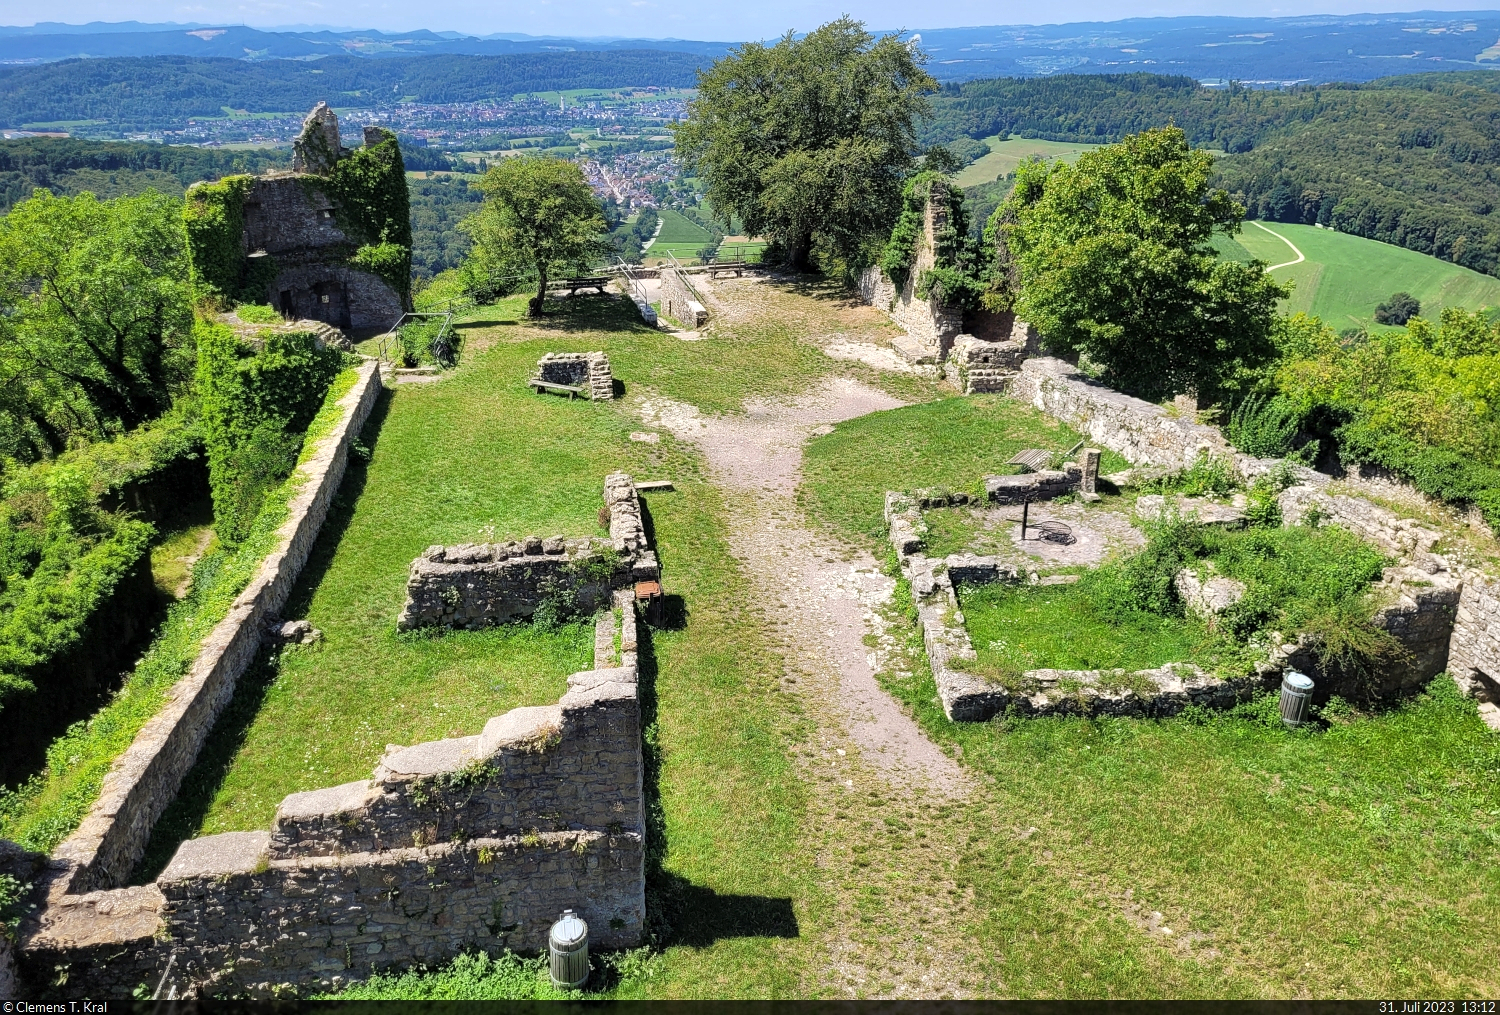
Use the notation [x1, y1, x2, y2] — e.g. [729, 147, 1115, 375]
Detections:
[529, 378, 586, 399]
[554, 277, 612, 296]
[1008, 448, 1055, 473]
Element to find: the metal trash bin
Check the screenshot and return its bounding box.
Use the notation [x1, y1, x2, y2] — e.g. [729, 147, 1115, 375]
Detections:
[548, 909, 590, 989]
[1279, 670, 1315, 728]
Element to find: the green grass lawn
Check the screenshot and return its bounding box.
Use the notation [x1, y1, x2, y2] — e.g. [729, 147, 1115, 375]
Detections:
[74, 280, 1500, 999]
[955, 136, 1105, 188]
[798, 396, 1129, 549]
[962, 582, 1209, 675]
[1216, 221, 1500, 330]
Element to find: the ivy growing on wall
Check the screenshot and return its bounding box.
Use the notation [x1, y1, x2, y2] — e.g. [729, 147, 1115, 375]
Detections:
[183, 174, 254, 303]
[324, 128, 413, 304]
[878, 171, 987, 309]
[196, 320, 346, 544]
[184, 128, 413, 310]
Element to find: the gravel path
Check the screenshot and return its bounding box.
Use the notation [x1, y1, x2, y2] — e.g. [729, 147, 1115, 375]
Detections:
[639, 377, 968, 797]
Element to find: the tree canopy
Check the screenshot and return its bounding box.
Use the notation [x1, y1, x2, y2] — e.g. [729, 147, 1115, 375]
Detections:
[462, 157, 606, 317]
[674, 18, 935, 273]
[0, 188, 194, 460]
[991, 127, 1288, 402]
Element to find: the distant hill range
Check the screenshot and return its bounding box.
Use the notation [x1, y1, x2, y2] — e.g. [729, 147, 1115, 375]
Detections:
[0, 52, 710, 132]
[0, 22, 736, 64]
[4, 12, 1500, 85]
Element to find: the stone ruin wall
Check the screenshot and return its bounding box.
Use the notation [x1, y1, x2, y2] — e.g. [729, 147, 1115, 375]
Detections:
[232, 104, 404, 331]
[398, 474, 656, 631]
[38, 361, 383, 899]
[856, 179, 1023, 368]
[14, 475, 654, 999]
[659, 266, 707, 329]
[535, 352, 615, 402]
[1003, 354, 1497, 707]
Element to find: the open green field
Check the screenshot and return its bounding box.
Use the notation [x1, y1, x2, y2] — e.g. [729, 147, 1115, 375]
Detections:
[955, 136, 1105, 188]
[646, 208, 718, 261]
[1215, 220, 1500, 330]
[518, 87, 696, 106]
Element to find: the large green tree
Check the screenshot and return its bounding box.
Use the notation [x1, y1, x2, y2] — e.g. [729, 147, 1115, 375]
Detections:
[991, 127, 1288, 402]
[674, 18, 935, 273]
[461, 157, 606, 318]
[0, 188, 193, 458]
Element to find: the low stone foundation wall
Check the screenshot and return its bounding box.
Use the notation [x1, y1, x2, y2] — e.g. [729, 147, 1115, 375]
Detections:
[884, 491, 1262, 722]
[18, 476, 655, 998]
[660, 266, 706, 329]
[397, 474, 658, 631]
[985, 465, 1081, 505]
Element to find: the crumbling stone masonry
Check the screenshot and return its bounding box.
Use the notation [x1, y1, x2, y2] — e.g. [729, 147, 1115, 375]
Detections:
[884, 491, 1261, 721]
[659, 266, 707, 329]
[856, 179, 1025, 367]
[397, 473, 656, 630]
[15, 477, 654, 998]
[1009, 357, 1233, 470]
[532, 352, 615, 401]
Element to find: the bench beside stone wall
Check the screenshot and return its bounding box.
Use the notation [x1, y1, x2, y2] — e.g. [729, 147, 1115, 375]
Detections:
[46, 360, 383, 896]
[536, 352, 614, 401]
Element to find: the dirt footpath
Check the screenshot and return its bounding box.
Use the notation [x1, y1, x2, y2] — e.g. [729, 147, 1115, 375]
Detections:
[637, 371, 993, 997]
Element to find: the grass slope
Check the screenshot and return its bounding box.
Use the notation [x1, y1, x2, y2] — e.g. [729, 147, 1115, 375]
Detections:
[955, 136, 1105, 188]
[115, 282, 1500, 999]
[1222, 221, 1500, 330]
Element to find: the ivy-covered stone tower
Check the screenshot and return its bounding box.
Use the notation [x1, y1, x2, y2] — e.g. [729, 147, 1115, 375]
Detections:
[184, 103, 411, 331]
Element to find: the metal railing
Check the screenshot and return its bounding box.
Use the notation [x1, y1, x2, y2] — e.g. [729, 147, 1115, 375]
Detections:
[377, 309, 457, 367]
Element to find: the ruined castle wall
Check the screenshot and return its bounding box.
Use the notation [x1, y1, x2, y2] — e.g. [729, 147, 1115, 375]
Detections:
[268, 263, 405, 332]
[21, 486, 651, 998]
[242, 177, 348, 257]
[157, 828, 644, 998]
[397, 475, 657, 631]
[1448, 574, 1500, 701]
[1009, 357, 1233, 469]
[49, 361, 383, 894]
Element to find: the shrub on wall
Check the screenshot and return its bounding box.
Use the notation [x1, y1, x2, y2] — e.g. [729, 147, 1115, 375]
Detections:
[196, 320, 345, 544]
[879, 171, 985, 307]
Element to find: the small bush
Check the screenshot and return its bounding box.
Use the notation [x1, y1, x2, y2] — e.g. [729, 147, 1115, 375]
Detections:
[1140, 452, 1239, 498]
[234, 303, 281, 325]
[1226, 391, 1303, 459]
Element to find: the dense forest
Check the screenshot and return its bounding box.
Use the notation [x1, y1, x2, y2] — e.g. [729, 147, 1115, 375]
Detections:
[928, 71, 1500, 277]
[408, 174, 484, 277]
[0, 52, 708, 132]
[0, 137, 287, 211]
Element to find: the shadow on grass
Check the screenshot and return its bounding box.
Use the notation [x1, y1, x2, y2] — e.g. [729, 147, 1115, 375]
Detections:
[634, 599, 797, 950]
[127, 391, 390, 883]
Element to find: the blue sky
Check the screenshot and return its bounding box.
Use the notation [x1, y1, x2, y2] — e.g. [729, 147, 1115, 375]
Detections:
[6, 1, 1499, 42]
